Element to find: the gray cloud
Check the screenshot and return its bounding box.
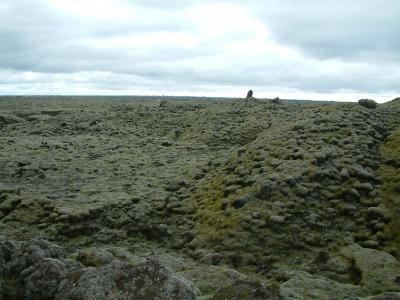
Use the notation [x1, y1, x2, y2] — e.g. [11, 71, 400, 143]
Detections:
[252, 0, 400, 62]
[0, 0, 399, 100]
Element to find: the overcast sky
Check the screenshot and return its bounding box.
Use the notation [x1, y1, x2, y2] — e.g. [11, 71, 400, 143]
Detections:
[0, 0, 399, 101]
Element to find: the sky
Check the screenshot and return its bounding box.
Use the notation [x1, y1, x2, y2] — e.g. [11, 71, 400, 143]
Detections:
[0, 0, 399, 102]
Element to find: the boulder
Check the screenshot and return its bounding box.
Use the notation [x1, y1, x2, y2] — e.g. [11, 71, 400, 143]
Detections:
[256, 180, 276, 199]
[8, 239, 65, 275]
[366, 207, 391, 222]
[358, 99, 377, 109]
[0, 238, 16, 265]
[16, 258, 68, 300]
[340, 244, 400, 294]
[0, 114, 25, 126]
[0, 195, 22, 214]
[55, 258, 196, 300]
[165, 180, 186, 192]
[76, 248, 114, 267]
[279, 271, 363, 299]
[211, 279, 279, 300]
[0, 237, 197, 300]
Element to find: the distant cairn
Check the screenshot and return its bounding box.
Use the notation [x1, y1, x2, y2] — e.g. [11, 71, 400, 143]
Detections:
[358, 99, 377, 109]
[270, 97, 281, 104]
[245, 90, 254, 101]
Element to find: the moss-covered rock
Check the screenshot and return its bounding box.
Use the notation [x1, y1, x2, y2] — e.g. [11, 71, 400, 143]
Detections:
[377, 128, 400, 255]
[211, 279, 279, 300]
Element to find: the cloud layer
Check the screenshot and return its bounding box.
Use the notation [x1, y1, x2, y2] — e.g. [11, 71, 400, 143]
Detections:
[0, 0, 399, 101]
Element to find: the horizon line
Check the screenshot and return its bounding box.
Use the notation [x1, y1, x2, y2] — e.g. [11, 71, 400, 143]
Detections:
[0, 94, 357, 103]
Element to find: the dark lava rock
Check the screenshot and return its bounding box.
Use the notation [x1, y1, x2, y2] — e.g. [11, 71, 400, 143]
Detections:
[0, 237, 196, 300]
[0, 239, 13, 300]
[1, 238, 66, 300]
[76, 248, 114, 267]
[256, 180, 276, 199]
[56, 258, 196, 300]
[8, 239, 65, 275]
[232, 197, 249, 209]
[16, 258, 68, 300]
[270, 97, 281, 104]
[246, 90, 253, 99]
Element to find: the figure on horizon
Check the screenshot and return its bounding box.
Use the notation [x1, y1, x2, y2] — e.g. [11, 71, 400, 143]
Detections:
[246, 90, 253, 100]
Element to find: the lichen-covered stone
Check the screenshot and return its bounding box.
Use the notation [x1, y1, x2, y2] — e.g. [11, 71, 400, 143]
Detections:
[55, 258, 196, 300]
[76, 248, 114, 267]
[279, 271, 363, 300]
[8, 239, 65, 275]
[211, 279, 279, 300]
[340, 244, 400, 294]
[16, 258, 68, 300]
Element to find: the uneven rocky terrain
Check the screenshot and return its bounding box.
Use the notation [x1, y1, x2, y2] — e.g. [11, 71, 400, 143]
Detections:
[1, 96, 400, 299]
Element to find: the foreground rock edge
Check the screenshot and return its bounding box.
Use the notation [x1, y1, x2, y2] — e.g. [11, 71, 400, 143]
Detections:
[1, 237, 400, 299]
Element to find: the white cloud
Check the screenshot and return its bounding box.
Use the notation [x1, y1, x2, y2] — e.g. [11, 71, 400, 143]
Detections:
[51, 0, 135, 20]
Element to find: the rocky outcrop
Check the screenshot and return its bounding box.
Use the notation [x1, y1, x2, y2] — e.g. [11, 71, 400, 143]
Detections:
[189, 103, 400, 269]
[270, 97, 281, 104]
[276, 242, 400, 299]
[384, 97, 400, 108]
[56, 259, 196, 300]
[0, 114, 25, 126]
[340, 244, 400, 294]
[279, 271, 363, 299]
[17, 258, 69, 300]
[211, 279, 279, 300]
[358, 99, 377, 109]
[245, 90, 253, 100]
[0, 237, 196, 300]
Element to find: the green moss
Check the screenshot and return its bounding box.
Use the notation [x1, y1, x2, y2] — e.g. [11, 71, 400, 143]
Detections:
[381, 129, 400, 159]
[377, 128, 400, 255]
[323, 129, 351, 143]
[194, 173, 242, 242]
[197, 283, 217, 295]
[210, 279, 279, 300]
[12, 207, 42, 225]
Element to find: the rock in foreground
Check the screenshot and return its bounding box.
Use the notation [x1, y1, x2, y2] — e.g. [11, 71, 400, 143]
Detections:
[0, 237, 196, 300]
[56, 259, 196, 300]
